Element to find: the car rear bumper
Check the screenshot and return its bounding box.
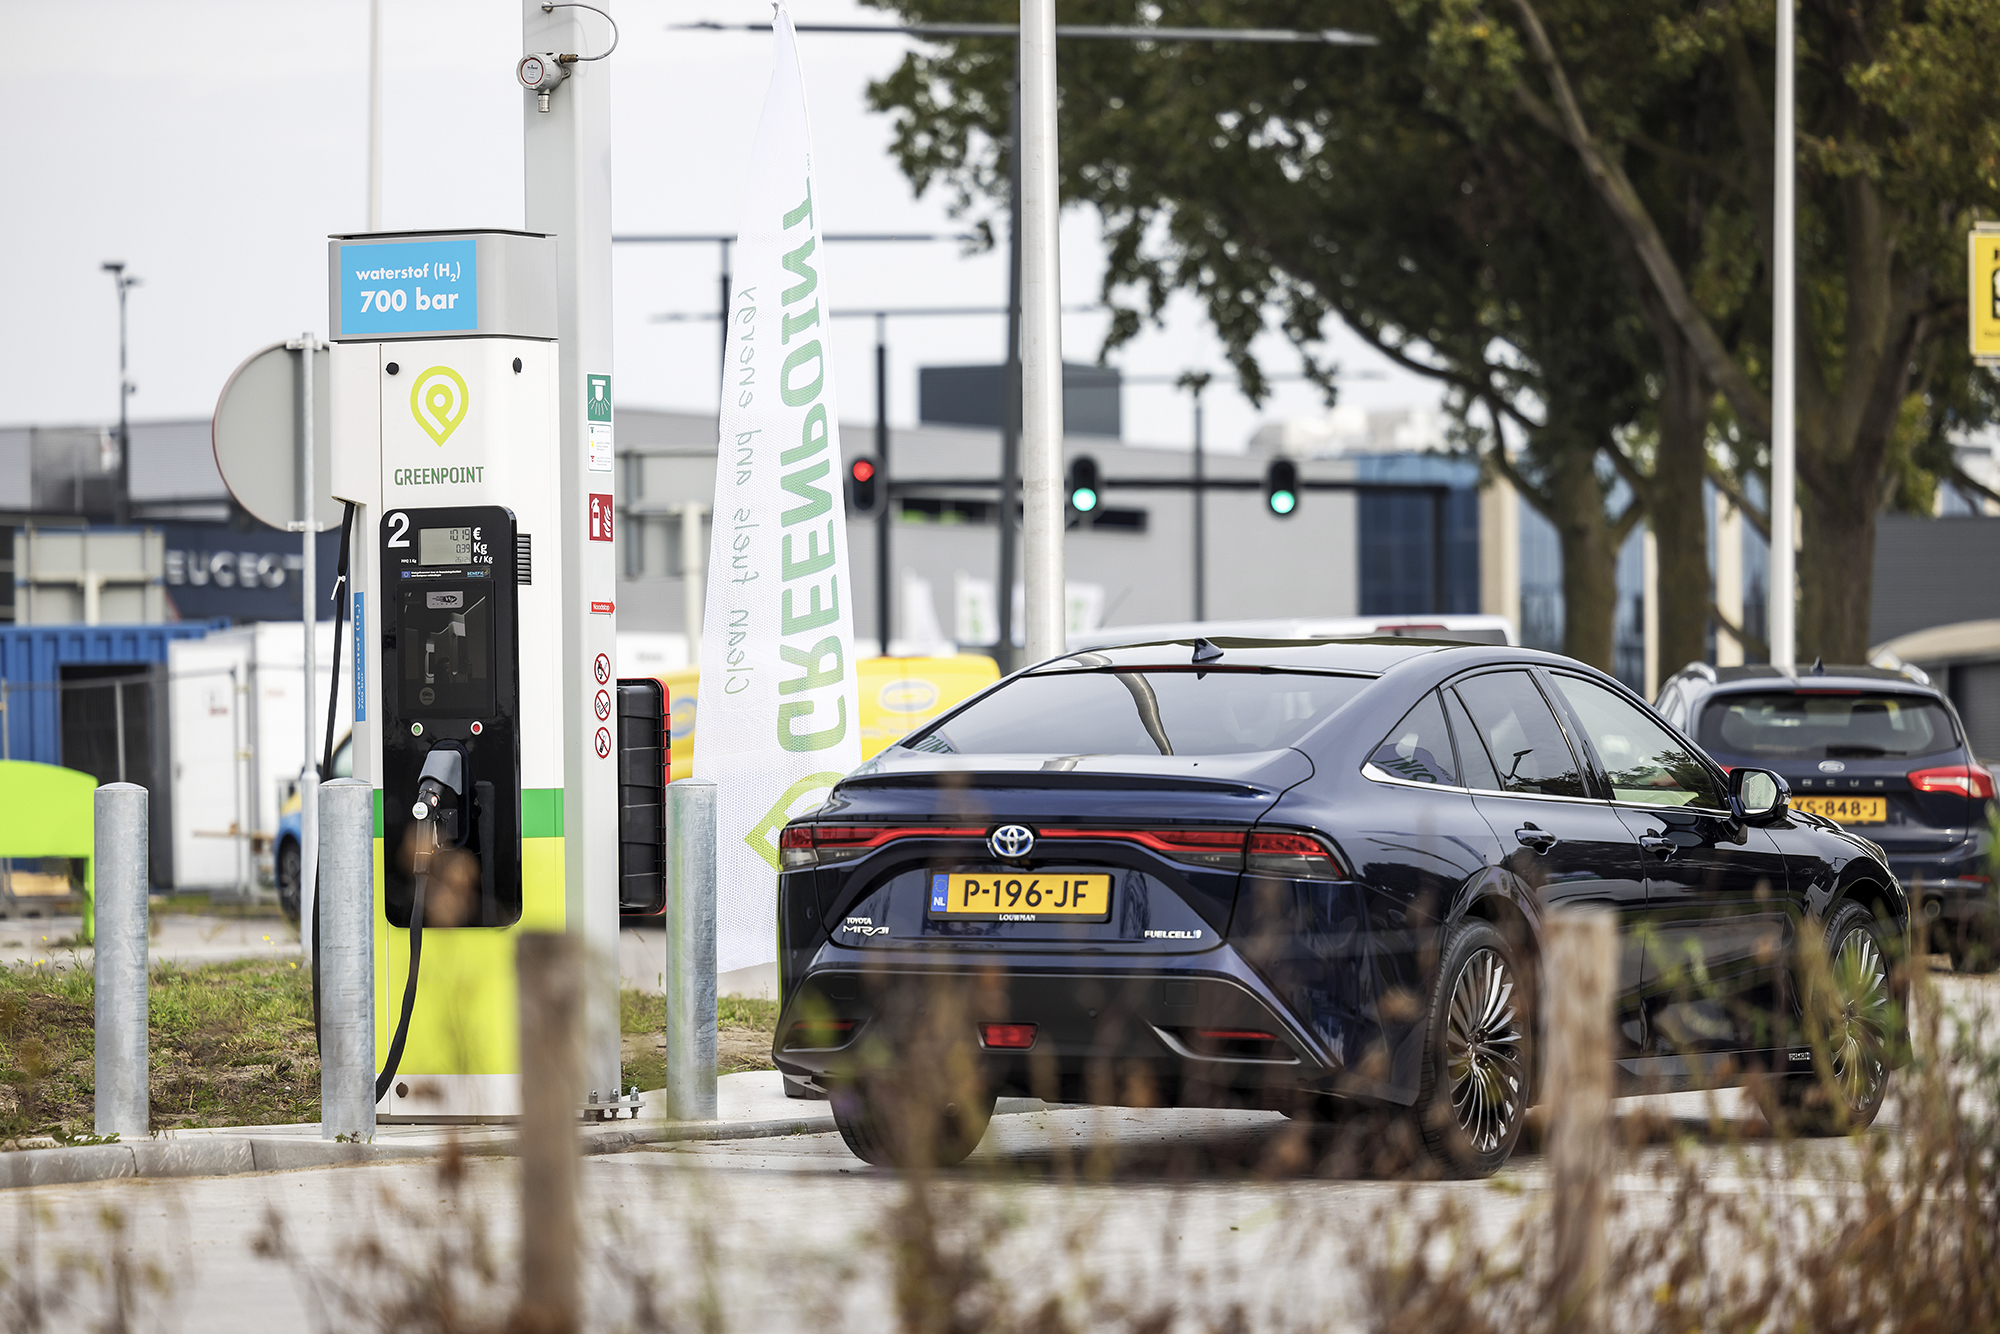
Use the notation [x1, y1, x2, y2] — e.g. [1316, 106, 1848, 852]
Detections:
[1885, 839, 1996, 926]
[770, 944, 1393, 1111]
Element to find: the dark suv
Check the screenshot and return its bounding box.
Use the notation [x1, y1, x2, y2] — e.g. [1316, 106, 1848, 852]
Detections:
[1657, 662, 1996, 967]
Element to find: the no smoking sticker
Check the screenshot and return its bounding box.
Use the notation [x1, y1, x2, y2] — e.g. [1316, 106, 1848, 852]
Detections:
[595, 727, 612, 759]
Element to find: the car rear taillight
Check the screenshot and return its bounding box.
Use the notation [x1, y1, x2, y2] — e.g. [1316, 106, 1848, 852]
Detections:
[779, 825, 816, 870]
[1245, 830, 1345, 879]
[779, 823, 987, 870]
[1034, 827, 1247, 867]
[1908, 765, 1996, 799]
[979, 1023, 1038, 1050]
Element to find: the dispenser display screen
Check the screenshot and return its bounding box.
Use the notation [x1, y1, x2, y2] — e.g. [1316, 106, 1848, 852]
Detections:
[419, 526, 475, 566]
[397, 589, 494, 715]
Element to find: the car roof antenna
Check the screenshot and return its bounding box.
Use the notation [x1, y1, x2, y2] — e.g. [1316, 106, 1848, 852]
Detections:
[1191, 638, 1224, 665]
[1810, 656, 1825, 676]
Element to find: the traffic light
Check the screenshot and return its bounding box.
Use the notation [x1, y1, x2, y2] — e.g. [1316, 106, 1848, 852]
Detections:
[1067, 455, 1100, 514]
[1266, 459, 1299, 517]
[848, 456, 879, 514]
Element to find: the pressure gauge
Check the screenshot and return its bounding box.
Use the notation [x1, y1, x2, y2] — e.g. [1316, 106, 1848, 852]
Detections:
[516, 52, 570, 110]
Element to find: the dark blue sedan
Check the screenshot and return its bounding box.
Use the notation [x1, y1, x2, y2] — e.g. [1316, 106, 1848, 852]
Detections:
[774, 639, 1909, 1176]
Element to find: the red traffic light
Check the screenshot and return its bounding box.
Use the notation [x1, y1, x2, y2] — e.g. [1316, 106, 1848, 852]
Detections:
[851, 458, 876, 483]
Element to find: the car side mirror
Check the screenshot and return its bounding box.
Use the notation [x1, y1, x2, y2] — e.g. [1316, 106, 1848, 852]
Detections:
[1731, 767, 1789, 823]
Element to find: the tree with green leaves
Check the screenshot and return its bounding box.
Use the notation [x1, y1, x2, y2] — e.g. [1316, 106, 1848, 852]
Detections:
[865, 0, 1703, 670]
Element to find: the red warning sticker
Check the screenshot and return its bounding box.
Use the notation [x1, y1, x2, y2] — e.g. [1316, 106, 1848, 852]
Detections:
[590, 601, 615, 615]
[589, 493, 614, 542]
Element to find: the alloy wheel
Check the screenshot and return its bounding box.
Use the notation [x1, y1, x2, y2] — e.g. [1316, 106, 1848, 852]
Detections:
[1444, 948, 1526, 1153]
[1826, 925, 1890, 1111]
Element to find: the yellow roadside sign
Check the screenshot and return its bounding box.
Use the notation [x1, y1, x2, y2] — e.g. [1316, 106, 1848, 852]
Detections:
[1970, 227, 2000, 361]
[658, 654, 1002, 783]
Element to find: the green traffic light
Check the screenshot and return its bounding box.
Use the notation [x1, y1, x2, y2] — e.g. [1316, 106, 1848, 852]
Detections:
[1270, 491, 1297, 516]
[1072, 487, 1099, 513]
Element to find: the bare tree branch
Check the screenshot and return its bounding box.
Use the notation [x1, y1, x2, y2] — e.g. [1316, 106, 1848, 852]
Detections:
[1504, 0, 1774, 441]
[1705, 458, 1772, 540]
[1711, 601, 1769, 660]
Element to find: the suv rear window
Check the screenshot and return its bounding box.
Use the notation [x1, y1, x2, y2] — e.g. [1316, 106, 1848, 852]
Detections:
[903, 668, 1367, 757]
[1698, 691, 1958, 761]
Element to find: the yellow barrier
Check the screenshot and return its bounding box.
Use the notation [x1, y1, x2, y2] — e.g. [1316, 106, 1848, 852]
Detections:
[659, 654, 1001, 782]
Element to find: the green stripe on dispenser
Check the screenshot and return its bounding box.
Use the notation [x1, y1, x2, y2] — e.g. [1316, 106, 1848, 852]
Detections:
[373, 788, 384, 838]
[522, 788, 564, 838]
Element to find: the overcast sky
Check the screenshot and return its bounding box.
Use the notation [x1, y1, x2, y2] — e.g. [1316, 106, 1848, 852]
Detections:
[3, 0, 1439, 454]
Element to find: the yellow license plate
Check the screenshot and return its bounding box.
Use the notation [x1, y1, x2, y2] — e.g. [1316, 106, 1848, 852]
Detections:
[1793, 795, 1887, 824]
[928, 872, 1113, 920]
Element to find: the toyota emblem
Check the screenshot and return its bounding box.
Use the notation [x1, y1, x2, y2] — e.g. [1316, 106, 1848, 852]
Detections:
[1819, 760, 1846, 773]
[988, 824, 1035, 859]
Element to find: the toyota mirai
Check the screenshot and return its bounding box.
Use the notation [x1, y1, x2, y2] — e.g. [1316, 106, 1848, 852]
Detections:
[773, 638, 1909, 1176]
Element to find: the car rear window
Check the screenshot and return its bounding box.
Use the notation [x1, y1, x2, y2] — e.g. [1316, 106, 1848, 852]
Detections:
[901, 668, 1368, 757]
[1698, 691, 1958, 760]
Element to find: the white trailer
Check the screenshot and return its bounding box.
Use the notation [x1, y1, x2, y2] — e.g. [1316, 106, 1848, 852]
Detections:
[167, 622, 351, 893]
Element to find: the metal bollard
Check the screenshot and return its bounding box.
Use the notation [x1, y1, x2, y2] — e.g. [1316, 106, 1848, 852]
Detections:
[518, 932, 583, 1331]
[1545, 907, 1616, 1334]
[664, 777, 718, 1120]
[94, 783, 149, 1139]
[319, 778, 375, 1140]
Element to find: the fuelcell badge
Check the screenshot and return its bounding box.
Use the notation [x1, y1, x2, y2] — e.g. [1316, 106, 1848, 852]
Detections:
[988, 824, 1035, 859]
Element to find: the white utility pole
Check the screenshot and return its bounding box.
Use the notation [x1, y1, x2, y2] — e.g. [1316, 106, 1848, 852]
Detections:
[1769, 0, 1797, 670]
[1017, 0, 1066, 663]
[522, 0, 621, 1102]
[367, 0, 383, 230]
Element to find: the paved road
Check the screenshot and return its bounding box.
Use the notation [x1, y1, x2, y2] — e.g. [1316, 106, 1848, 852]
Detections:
[0, 1083, 1883, 1333]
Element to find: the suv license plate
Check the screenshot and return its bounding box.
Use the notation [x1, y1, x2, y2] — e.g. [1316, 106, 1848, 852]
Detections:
[1793, 795, 1886, 824]
[928, 872, 1113, 920]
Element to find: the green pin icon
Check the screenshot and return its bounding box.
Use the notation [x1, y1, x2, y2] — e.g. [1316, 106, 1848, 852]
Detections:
[411, 366, 470, 445]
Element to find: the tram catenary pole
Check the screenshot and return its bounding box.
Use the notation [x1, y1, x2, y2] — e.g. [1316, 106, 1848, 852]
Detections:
[1769, 0, 1797, 670]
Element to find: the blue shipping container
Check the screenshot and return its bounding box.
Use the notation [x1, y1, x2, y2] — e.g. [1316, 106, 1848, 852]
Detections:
[0, 623, 221, 767]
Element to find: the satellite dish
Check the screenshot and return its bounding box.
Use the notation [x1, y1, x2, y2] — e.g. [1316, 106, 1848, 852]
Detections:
[212, 342, 340, 533]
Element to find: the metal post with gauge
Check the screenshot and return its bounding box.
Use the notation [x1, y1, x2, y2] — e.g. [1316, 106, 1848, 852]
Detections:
[315, 3, 634, 1126]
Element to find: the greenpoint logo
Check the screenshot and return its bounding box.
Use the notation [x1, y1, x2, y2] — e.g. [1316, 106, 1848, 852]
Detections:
[411, 366, 469, 445]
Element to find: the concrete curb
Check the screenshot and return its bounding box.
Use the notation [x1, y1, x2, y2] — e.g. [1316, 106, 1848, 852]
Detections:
[0, 1098, 1039, 1189]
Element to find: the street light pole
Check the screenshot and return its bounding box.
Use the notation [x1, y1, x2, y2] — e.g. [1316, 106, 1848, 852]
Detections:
[1018, 0, 1066, 665]
[101, 262, 139, 525]
[875, 313, 892, 657]
[997, 80, 1024, 669]
[1769, 1, 1797, 671]
[1179, 371, 1211, 622]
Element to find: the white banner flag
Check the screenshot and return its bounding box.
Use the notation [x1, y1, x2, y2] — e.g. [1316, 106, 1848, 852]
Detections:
[697, 8, 863, 975]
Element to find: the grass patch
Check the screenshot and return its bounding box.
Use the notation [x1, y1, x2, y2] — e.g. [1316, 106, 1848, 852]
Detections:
[621, 987, 777, 1092]
[0, 957, 319, 1141]
[149, 891, 288, 921]
[0, 965, 777, 1140]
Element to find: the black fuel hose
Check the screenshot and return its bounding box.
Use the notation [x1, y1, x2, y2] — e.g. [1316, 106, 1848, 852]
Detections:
[375, 853, 428, 1102]
[311, 501, 357, 1051]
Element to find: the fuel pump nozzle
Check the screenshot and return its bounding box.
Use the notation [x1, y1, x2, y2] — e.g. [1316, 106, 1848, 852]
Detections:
[409, 747, 466, 845]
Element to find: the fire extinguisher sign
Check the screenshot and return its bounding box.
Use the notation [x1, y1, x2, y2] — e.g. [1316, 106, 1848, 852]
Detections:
[589, 494, 614, 542]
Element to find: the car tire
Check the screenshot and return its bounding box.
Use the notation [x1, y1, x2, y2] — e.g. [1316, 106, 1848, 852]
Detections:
[277, 839, 302, 926]
[830, 1079, 995, 1169]
[1411, 919, 1531, 1178]
[1763, 900, 1894, 1136]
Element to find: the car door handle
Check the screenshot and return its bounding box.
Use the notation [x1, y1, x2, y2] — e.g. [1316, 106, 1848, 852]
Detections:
[1638, 834, 1676, 858]
[1514, 828, 1558, 852]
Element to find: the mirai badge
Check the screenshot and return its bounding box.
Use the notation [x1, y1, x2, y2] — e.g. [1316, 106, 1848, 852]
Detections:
[1819, 760, 1846, 773]
[988, 824, 1035, 859]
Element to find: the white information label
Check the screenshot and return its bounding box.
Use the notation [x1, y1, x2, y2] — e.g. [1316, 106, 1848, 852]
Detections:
[588, 422, 614, 472]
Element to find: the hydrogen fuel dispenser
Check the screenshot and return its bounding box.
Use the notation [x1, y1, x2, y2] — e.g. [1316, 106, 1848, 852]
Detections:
[327, 229, 625, 1121]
